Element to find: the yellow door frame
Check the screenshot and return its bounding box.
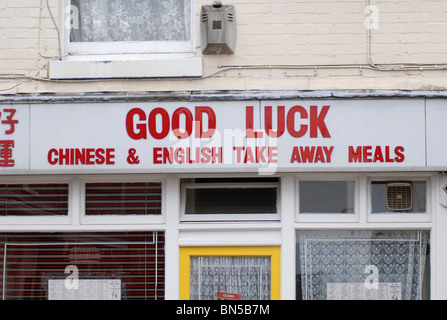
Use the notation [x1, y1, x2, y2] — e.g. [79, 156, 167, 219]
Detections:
[180, 246, 281, 300]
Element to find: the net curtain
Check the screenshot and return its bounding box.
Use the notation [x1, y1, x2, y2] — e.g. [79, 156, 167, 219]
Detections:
[70, 0, 191, 42]
[190, 256, 271, 300]
[297, 230, 429, 300]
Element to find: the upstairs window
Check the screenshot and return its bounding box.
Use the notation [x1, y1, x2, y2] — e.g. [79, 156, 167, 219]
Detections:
[67, 0, 194, 55]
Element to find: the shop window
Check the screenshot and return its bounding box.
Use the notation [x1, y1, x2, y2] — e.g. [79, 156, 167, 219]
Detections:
[299, 181, 355, 214]
[67, 0, 193, 55]
[296, 230, 430, 300]
[181, 178, 279, 221]
[85, 182, 161, 215]
[371, 181, 426, 213]
[0, 183, 69, 216]
[0, 232, 164, 300]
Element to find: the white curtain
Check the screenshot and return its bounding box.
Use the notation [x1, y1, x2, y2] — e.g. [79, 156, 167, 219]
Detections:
[71, 0, 191, 42]
[190, 256, 271, 300]
[297, 230, 429, 300]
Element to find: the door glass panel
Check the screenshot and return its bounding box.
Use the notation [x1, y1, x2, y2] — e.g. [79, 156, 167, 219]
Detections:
[190, 256, 271, 300]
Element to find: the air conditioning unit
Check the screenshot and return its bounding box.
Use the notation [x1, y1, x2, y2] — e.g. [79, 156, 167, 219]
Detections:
[386, 182, 412, 211]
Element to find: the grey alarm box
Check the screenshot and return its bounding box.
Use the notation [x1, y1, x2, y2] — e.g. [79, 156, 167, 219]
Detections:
[200, 2, 236, 55]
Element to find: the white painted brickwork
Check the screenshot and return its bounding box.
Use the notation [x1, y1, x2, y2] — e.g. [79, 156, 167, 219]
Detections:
[1, 0, 447, 93]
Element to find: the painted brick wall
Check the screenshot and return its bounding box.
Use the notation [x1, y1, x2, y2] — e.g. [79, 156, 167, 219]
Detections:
[1, 0, 447, 94]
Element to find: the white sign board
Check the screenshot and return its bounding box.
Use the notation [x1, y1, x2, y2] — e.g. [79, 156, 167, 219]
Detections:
[426, 99, 447, 169]
[48, 279, 121, 300]
[0, 99, 441, 174]
[327, 282, 401, 300]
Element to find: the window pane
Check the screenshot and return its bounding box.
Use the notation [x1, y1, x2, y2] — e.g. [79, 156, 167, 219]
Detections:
[296, 230, 430, 300]
[371, 181, 426, 213]
[190, 256, 271, 300]
[71, 0, 191, 42]
[299, 181, 354, 213]
[0, 232, 164, 300]
[85, 182, 162, 215]
[185, 187, 277, 214]
[0, 184, 69, 216]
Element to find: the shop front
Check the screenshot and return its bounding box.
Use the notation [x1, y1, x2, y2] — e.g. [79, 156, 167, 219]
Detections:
[0, 94, 446, 300]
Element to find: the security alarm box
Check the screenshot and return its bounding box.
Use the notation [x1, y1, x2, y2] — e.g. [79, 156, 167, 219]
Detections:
[201, 2, 236, 54]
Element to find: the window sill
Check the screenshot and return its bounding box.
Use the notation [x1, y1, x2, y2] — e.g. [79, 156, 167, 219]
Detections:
[49, 55, 202, 79]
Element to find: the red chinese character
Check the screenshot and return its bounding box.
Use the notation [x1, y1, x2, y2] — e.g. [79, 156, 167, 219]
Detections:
[1, 109, 18, 134]
[0, 140, 14, 167]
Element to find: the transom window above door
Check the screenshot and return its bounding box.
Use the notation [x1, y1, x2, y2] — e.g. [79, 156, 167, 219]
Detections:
[181, 178, 280, 222]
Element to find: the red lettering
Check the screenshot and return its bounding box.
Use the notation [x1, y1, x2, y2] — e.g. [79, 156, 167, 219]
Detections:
[291, 146, 333, 163]
[287, 106, 308, 138]
[373, 146, 384, 162]
[85, 148, 95, 165]
[201, 147, 211, 163]
[268, 147, 277, 163]
[385, 146, 394, 162]
[153, 147, 222, 164]
[363, 146, 372, 163]
[127, 107, 216, 140]
[172, 107, 193, 139]
[105, 149, 115, 165]
[47, 148, 115, 166]
[233, 146, 245, 163]
[244, 147, 255, 163]
[255, 146, 266, 162]
[246, 106, 263, 138]
[148, 108, 170, 140]
[1, 109, 18, 135]
[48, 148, 58, 165]
[247, 105, 330, 139]
[395, 146, 405, 163]
[348, 146, 362, 163]
[310, 105, 331, 138]
[153, 148, 163, 164]
[348, 146, 405, 164]
[195, 107, 216, 138]
[126, 108, 147, 140]
[300, 146, 315, 163]
[95, 148, 105, 164]
[265, 106, 285, 137]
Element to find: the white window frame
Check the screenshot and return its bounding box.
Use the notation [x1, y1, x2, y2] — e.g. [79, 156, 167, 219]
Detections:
[295, 174, 360, 223]
[50, 0, 202, 79]
[80, 175, 166, 225]
[0, 175, 74, 226]
[367, 174, 432, 223]
[180, 181, 281, 222]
